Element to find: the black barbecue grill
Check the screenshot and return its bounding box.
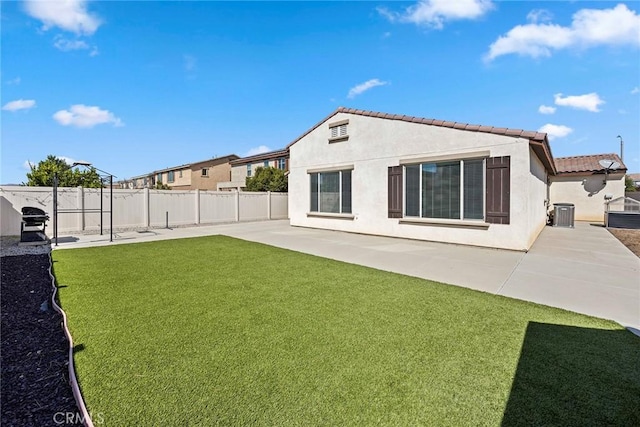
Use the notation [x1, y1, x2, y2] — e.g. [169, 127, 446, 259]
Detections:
[20, 206, 50, 243]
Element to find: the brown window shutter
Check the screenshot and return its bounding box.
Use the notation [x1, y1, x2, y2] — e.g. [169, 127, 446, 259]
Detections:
[486, 156, 510, 224]
[285, 158, 289, 171]
[388, 166, 403, 218]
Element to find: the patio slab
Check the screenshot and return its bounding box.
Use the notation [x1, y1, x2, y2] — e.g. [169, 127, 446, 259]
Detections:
[52, 219, 639, 330]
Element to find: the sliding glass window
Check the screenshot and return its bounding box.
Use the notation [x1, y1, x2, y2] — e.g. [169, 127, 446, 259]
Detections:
[309, 170, 352, 214]
[404, 159, 484, 220]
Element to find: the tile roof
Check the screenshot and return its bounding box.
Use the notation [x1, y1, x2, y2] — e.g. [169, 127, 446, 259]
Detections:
[286, 106, 556, 174]
[554, 153, 627, 174]
[286, 107, 549, 149]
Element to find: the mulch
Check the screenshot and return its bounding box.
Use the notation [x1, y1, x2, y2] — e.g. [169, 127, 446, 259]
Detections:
[1, 254, 82, 426]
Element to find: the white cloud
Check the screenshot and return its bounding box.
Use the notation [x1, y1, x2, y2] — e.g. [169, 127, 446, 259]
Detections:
[59, 156, 78, 165]
[538, 123, 573, 140]
[538, 105, 556, 114]
[54, 36, 89, 51]
[526, 9, 553, 24]
[632, 87, 640, 94]
[347, 79, 389, 99]
[554, 92, 605, 112]
[6, 77, 21, 85]
[485, 4, 640, 61]
[53, 104, 123, 128]
[23, 0, 101, 35]
[378, 0, 493, 29]
[2, 99, 36, 112]
[245, 145, 271, 157]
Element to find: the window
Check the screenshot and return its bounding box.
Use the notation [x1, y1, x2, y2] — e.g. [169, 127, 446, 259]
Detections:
[404, 159, 484, 220]
[201, 168, 208, 177]
[309, 170, 352, 214]
[263, 160, 269, 168]
[179, 170, 183, 178]
[156, 173, 162, 183]
[168, 171, 175, 183]
[247, 164, 252, 177]
[328, 120, 349, 142]
[277, 158, 286, 170]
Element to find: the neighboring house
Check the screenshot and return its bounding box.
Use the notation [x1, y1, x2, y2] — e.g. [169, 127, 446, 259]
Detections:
[550, 154, 627, 221]
[629, 173, 640, 189]
[217, 149, 289, 191]
[121, 154, 239, 190]
[287, 107, 555, 251]
[151, 163, 192, 189]
[188, 155, 240, 190]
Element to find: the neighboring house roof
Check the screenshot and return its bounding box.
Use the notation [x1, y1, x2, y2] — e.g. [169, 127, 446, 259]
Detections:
[554, 153, 627, 175]
[154, 163, 191, 174]
[128, 154, 239, 179]
[190, 154, 239, 169]
[230, 148, 289, 166]
[285, 107, 556, 174]
[628, 173, 640, 181]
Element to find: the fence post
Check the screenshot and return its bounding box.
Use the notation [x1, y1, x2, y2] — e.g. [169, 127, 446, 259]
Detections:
[235, 189, 240, 222]
[267, 191, 271, 220]
[77, 186, 84, 231]
[194, 189, 200, 225]
[144, 187, 150, 228]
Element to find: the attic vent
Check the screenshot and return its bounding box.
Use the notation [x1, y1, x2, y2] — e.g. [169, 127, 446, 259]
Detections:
[331, 124, 347, 138]
[328, 119, 349, 143]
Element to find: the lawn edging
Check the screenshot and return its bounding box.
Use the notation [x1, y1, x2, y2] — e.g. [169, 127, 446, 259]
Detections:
[47, 251, 94, 427]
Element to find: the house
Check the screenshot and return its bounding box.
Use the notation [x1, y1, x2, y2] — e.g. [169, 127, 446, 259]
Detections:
[121, 155, 239, 190]
[287, 107, 555, 251]
[550, 154, 626, 222]
[628, 173, 640, 190]
[150, 163, 192, 189]
[217, 149, 289, 191]
[188, 155, 240, 190]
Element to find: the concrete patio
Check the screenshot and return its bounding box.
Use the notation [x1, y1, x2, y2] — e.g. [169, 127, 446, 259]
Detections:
[52, 220, 640, 331]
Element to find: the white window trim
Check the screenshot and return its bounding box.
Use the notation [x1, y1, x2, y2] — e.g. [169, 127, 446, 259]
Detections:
[399, 150, 490, 165]
[307, 212, 355, 220]
[399, 218, 489, 229]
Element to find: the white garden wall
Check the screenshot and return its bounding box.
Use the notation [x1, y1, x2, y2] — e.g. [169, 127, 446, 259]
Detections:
[0, 186, 287, 236]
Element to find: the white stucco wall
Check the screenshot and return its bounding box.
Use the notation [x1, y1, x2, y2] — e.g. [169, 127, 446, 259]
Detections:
[526, 147, 550, 248]
[550, 173, 625, 222]
[289, 112, 548, 251]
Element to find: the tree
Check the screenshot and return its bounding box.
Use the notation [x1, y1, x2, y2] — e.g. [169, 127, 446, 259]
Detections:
[25, 155, 103, 188]
[153, 182, 171, 190]
[625, 175, 638, 192]
[244, 166, 287, 192]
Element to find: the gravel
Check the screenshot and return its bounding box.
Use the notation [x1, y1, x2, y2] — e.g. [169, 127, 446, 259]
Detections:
[1, 239, 82, 426]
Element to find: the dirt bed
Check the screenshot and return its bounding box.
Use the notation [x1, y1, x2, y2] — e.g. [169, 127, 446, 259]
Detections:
[1, 253, 81, 426]
[608, 228, 640, 257]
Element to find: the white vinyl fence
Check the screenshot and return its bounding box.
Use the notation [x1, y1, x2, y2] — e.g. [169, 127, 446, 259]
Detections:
[0, 186, 288, 236]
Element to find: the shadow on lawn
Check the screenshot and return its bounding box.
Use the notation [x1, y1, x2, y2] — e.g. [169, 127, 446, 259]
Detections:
[501, 322, 640, 426]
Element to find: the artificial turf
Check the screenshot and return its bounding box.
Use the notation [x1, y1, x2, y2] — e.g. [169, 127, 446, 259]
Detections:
[52, 236, 640, 426]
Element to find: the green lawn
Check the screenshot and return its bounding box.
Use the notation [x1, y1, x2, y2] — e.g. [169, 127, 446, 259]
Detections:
[52, 236, 640, 426]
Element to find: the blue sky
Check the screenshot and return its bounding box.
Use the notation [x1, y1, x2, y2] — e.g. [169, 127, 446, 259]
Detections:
[2, 0, 639, 184]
